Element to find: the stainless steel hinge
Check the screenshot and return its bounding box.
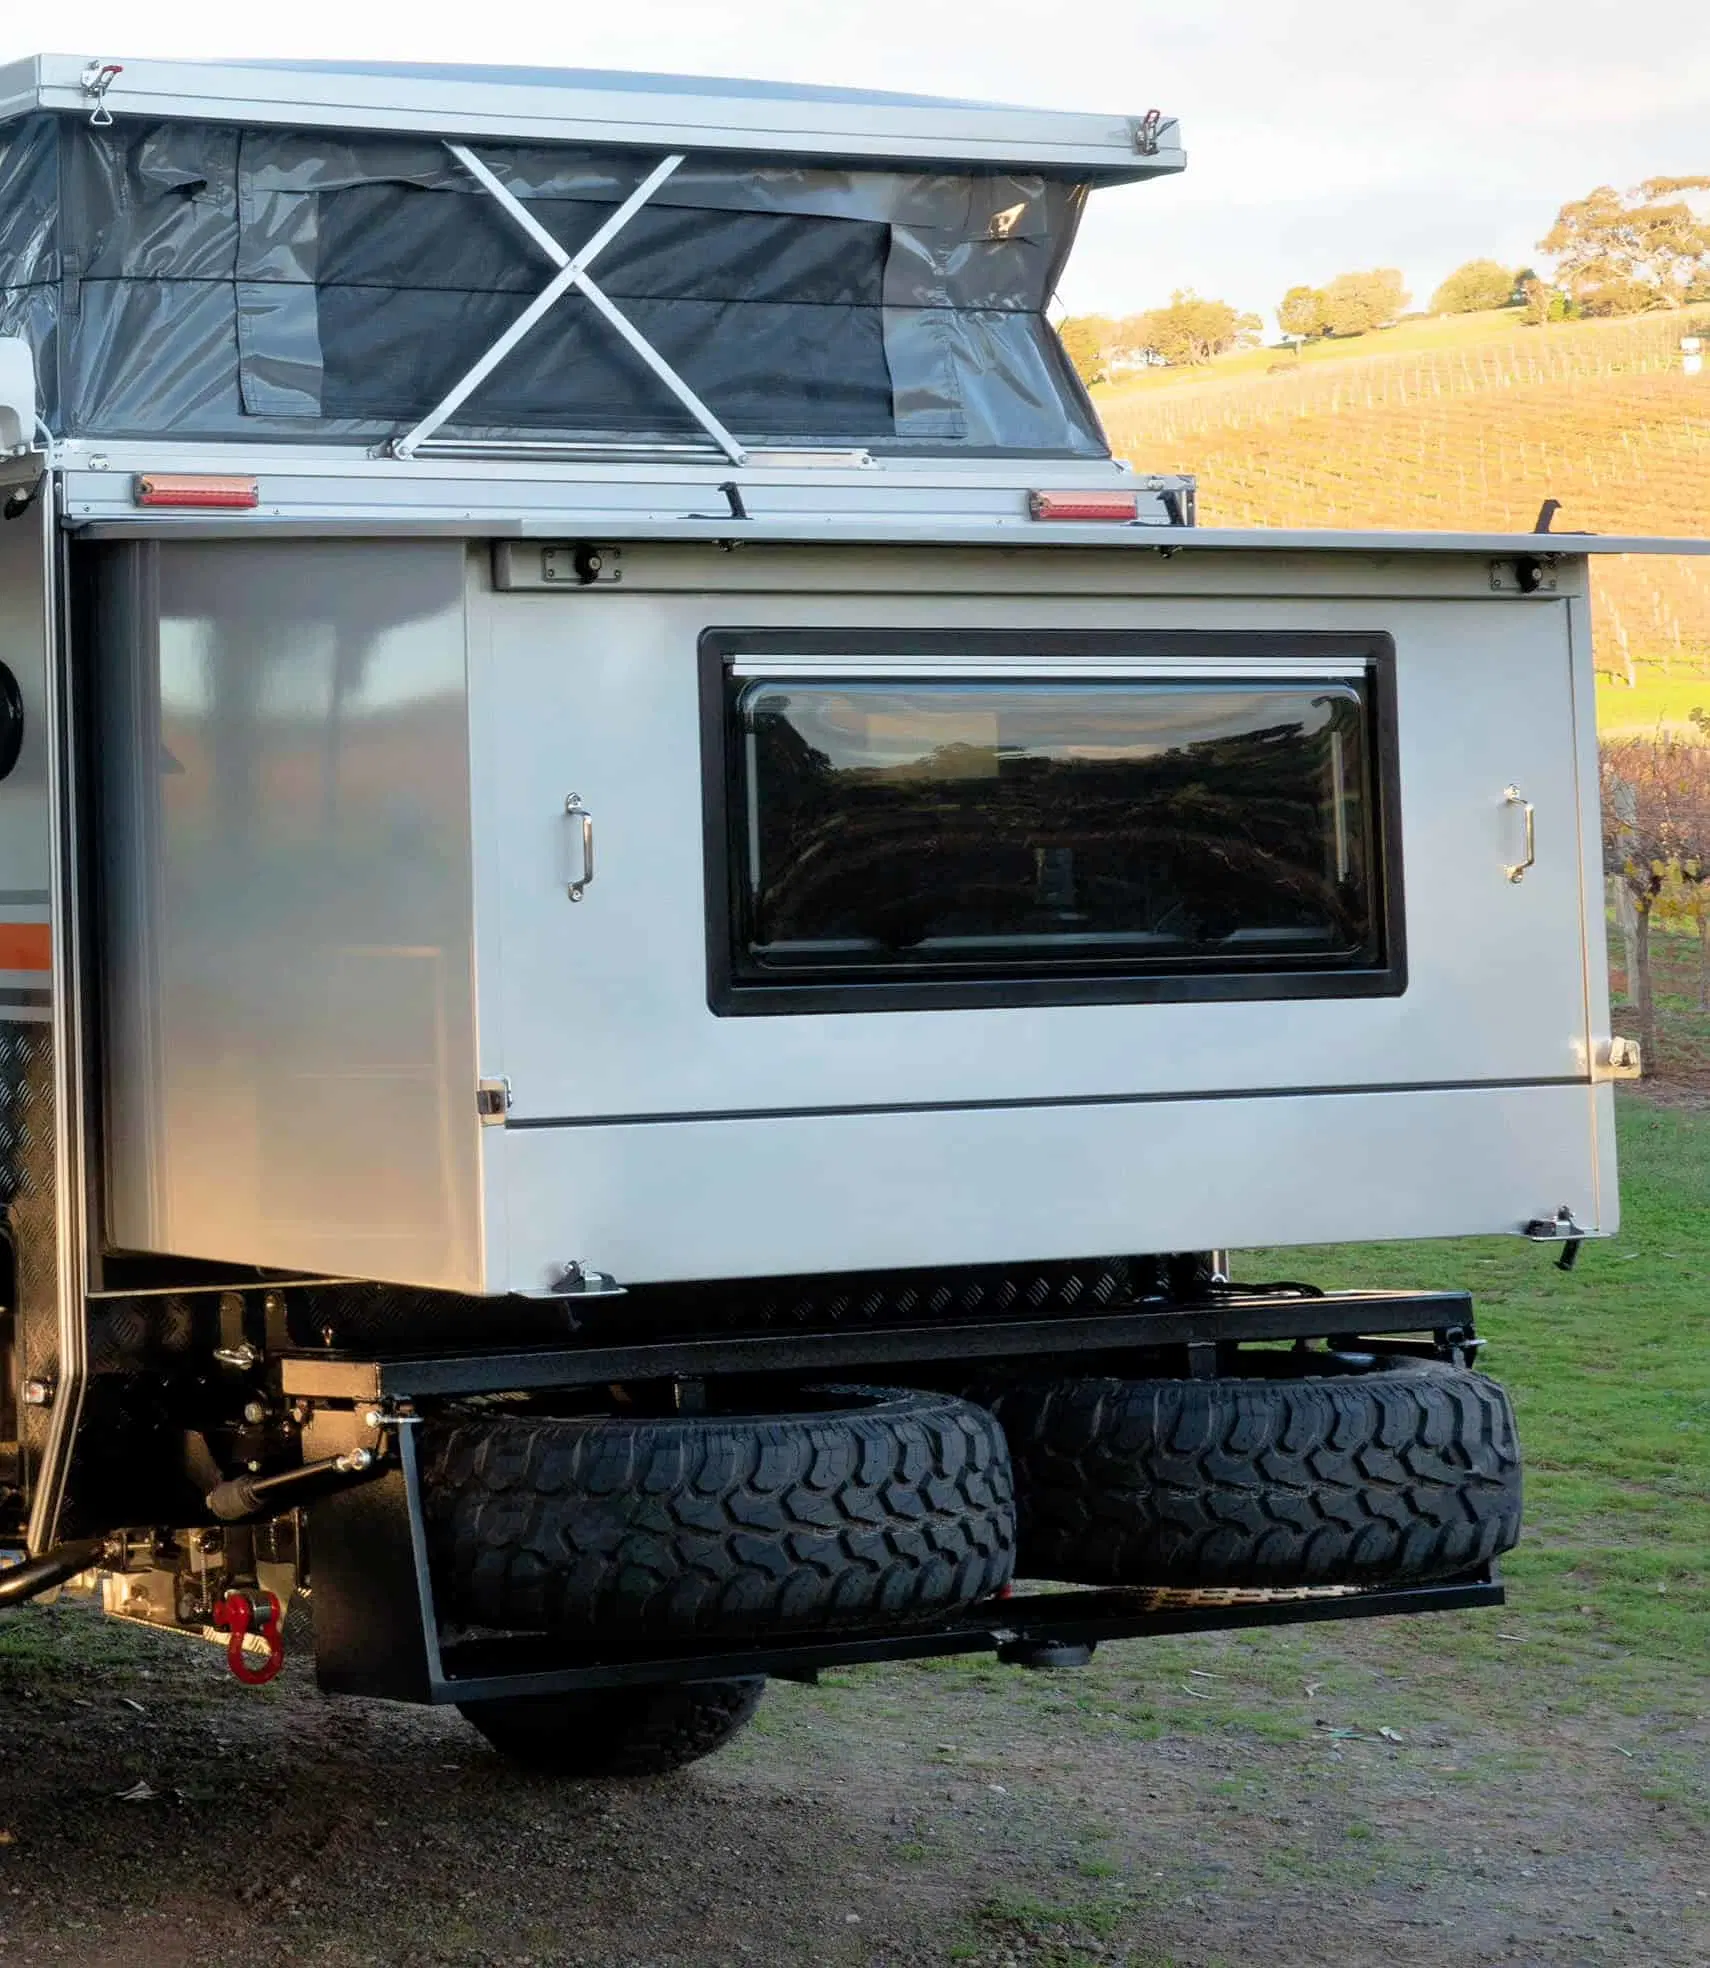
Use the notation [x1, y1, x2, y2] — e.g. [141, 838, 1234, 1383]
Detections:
[541, 544, 622, 586]
[1489, 555, 1559, 594]
[476, 1076, 512, 1125]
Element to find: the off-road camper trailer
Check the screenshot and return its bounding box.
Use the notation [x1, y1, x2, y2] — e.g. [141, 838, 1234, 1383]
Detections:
[0, 53, 1695, 1773]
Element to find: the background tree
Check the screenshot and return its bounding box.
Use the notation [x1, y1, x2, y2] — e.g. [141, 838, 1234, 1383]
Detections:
[1431, 258, 1519, 315]
[1540, 178, 1710, 312]
[1277, 284, 1330, 339]
[1577, 276, 1670, 318]
[1056, 314, 1115, 388]
[1125, 291, 1262, 366]
[1601, 735, 1701, 1067]
[1318, 268, 1410, 337]
[1682, 714, 1710, 1008]
[1520, 276, 1576, 325]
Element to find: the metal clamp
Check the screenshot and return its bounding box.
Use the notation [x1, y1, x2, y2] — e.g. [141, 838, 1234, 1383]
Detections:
[1503, 785, 1536, 883]
[565, 794, 594, 901]
[80, 62, 124, 126]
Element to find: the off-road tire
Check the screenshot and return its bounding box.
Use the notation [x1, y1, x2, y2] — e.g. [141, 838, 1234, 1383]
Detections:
[421, 1386, 1014, 1643]
[459, 1678, 763, 1779]
[979, 1355, 1521, 1589]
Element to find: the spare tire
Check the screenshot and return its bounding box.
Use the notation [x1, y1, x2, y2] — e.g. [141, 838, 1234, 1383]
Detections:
[421, 1385, 1014, 1644]
[980, 1354, 1521, 1589]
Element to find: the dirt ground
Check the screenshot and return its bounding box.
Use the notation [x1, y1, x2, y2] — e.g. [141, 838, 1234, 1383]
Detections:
[0, 1594, 1703, 1968]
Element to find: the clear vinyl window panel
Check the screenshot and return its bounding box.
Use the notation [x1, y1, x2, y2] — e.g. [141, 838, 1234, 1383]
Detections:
[705, 639, 1403, 1012]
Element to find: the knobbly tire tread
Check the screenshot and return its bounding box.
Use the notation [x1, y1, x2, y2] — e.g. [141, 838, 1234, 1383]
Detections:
[459, 1678, 764, 1779]
[421, 1386, 1015, 1643]
[979, 1357, 1521, 1589]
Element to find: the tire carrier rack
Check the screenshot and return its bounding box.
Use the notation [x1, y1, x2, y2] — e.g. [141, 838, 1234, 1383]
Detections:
[286, 1287, 1504, 1706]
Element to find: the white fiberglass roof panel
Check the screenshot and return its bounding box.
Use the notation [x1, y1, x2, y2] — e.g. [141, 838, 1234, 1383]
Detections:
[1, 53, 1184, 176]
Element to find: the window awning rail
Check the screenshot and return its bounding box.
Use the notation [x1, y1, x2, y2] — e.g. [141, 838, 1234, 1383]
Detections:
[391, 141, 749, 465]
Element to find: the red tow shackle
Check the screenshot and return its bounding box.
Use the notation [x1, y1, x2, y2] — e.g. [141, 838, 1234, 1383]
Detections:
[211, 1588, 285, 1686]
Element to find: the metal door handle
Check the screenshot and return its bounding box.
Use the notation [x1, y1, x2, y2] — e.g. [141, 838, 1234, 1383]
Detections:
[565, 793, 594, 900]
[1504, 785, 1535, 883]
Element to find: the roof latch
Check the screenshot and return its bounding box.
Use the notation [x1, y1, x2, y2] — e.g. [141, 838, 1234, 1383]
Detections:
[80, 62, 124, 127]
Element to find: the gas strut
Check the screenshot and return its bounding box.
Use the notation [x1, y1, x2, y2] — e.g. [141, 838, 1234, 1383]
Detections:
[204, 1447, 382, 1524]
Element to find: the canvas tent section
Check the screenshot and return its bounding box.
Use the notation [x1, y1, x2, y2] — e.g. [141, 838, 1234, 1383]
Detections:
[0, 57, 1181, 456]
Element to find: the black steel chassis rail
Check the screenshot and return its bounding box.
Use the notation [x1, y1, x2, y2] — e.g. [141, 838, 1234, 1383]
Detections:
[281, 1288, 1475, 1403]
[433, 1574, 1504, 1706]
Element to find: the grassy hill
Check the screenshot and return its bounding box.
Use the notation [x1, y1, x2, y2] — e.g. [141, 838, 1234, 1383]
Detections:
[1093, 308, 1710, 733]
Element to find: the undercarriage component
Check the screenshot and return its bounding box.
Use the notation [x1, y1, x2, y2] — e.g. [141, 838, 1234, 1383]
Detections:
[459, 1678, 765, 1778]
[978, 1353, 1523, 1590]
[279, 1286, 1484, 1404]
[203, 1446, 381, 1523]
[100, 1517, 303, 1641]
[0, 1535, 105, 1607]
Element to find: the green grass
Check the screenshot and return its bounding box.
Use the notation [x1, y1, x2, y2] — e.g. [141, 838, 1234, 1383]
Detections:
[968, 1890, 1154, 1968]
[1597, 667, 1710, 736]
[1245, 1093, 1710, 1714]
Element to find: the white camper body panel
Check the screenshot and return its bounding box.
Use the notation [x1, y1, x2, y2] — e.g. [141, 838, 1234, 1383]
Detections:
[97, 536, 1616, 1294]
[475, 580, 1587, 1117]
[491, 1083, 1613, 1288]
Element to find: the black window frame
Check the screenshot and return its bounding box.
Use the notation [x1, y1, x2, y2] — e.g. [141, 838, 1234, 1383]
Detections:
[700, 628, 1406, 1016]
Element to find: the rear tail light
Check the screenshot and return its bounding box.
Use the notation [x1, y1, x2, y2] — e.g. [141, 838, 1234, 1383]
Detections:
[1028, 490, 1140, 522]
[134, 473, 260, 510]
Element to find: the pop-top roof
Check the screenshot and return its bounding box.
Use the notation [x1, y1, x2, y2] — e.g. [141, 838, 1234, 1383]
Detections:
[0, 53, 1185, 179]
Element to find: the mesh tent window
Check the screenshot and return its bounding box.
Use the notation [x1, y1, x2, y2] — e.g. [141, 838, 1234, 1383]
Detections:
[0, 115, 1107, 455]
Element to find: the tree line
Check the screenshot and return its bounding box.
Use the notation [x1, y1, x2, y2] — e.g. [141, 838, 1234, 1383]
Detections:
[1062, 174, 1710, 380]
[1603, 720, 1710, 1073]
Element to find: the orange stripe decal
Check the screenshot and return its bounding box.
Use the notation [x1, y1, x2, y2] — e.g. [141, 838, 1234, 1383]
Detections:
[0, 923, 52, 971]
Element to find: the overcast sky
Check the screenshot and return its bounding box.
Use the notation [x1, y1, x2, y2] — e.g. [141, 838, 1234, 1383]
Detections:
[6, 1, 1708, 327]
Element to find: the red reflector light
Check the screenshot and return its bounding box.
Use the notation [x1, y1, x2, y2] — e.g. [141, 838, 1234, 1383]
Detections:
[1028, 490, 1140, 522]
[134, 473, 260, 510]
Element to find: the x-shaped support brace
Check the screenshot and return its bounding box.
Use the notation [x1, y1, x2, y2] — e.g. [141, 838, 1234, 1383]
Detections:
[392, 144, 748, 464]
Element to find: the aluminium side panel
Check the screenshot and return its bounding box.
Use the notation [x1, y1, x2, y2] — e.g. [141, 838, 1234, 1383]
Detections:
[472, 576, 1588, 1116]
[469, 545, 1603, 1286]
[1566, 584, 1621, 1230]
[0, 506, 53, 1014]
[495, 1083, 1602, 1289]
[0, 497, 60, 1512]
[98, 538, 485, 1290]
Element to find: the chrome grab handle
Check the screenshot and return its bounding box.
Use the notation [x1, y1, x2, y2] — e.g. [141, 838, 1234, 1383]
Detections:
[1504, 784, 1535, 883]
[565, 793, 594, 900]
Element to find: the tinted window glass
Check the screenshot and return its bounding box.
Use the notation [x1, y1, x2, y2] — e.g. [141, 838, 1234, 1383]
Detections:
[727, 677, 1380, 984]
